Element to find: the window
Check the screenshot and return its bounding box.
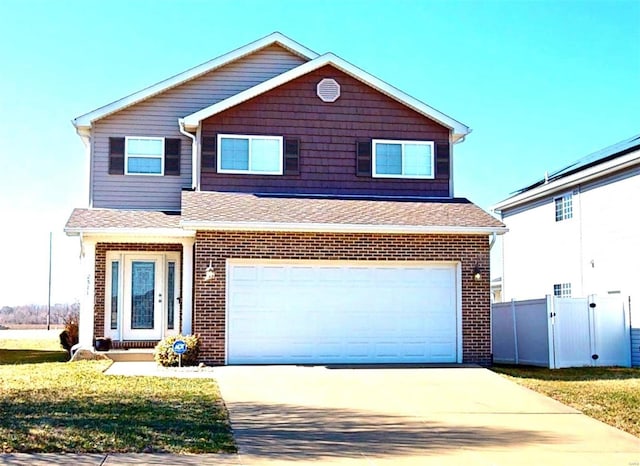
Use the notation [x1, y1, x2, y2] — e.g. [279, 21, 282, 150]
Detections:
[110, 261, 119, 330]
[126, 137, 164, 175]
[167, 262, 175, 330]
[372, 139, 434, 178]
[217, 134, 283, 175]
[555, 193, 573, 221]
[553, 283, 571, 298]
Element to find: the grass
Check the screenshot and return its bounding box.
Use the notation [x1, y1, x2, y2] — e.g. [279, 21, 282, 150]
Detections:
[0, 334, 236, 454]
[492, 365, 640, 438]
[0, 330, 69, 364]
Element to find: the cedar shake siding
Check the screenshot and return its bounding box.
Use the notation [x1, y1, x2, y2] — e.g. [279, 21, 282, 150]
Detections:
[193, 231, 491, 366]
[91, 45, 307, 210]
[201, 65, 451, 197]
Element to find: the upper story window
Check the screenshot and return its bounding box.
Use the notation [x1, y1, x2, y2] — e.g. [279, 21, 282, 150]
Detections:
[217, 134, 283, 175]
[126, 137, 164, 175]
[109, 137, 181, 176]
[555, 193, 573, 222]
[372, 139, 434, 179]
[553, 283, 571, 298]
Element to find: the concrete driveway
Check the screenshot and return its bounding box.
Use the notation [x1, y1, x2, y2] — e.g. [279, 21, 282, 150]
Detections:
[214, 365, 640, 466]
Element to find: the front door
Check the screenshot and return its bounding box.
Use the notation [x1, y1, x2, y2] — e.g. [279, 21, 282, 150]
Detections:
[123, 255, 163, 340]
[106, 252, 180, 341]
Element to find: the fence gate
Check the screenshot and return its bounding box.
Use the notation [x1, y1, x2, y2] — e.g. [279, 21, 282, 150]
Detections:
[492, 296, 631, 369]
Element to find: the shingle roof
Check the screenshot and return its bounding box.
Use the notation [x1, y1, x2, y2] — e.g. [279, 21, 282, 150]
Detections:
[65, 208, 182, 233]
[181, 191, 505, 233]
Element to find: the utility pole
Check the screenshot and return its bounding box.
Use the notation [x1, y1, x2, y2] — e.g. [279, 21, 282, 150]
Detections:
[47, 232, 52, 331]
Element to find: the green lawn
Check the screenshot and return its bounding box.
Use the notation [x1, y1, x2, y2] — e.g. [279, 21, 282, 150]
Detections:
[492, 365, 640, 438]
[0, 333, 236, 453]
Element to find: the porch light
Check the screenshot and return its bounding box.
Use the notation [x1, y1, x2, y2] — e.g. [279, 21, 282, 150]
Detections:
[204, 260, 215, 282]
[473, 265, 482, 282]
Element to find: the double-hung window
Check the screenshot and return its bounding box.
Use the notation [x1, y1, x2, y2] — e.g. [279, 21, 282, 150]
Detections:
[125, 137, 164, 175]
[555, 193, 573, 221]
[553, 283, 572, 298]
[217, 134, 283, 175]
[372, 139, 434, 179]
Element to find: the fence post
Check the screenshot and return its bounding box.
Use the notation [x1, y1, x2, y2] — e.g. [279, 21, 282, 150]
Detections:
[511, 299, 518, 364]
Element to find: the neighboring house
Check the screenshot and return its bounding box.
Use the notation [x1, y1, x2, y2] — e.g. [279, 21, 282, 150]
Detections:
[65, 32, 505, 366]
[493, 134, 639, 324]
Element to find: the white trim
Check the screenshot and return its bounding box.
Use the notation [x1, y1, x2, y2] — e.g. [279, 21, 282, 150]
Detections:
[181, 53, 471, 141]
[65, 229, 195, 238]
[73, 32, 318, 129]
[372, 139, 435, 179]
[181, 220, 507, 235]
[124, 136, 165, 176]
[79, 238, 96, 347]
[217, 134, 283, 175]
[493, 147, 640, 212]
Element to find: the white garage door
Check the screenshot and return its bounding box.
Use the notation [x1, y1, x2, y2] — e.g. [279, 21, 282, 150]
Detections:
[227, 261, 459, 364]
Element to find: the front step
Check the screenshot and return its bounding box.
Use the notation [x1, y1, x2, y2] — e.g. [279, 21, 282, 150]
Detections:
[103, 349, 155, 362]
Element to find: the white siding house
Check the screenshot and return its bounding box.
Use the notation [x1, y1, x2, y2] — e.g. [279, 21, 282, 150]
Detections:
[493, 134, 640, 326]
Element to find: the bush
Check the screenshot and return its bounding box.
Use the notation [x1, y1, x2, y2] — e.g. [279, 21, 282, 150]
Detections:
[154, 334, 200, 367]
[59, 311, 80, 353]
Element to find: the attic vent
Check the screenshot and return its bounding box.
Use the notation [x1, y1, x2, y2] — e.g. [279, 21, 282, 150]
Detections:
[317, 78, 340, 102]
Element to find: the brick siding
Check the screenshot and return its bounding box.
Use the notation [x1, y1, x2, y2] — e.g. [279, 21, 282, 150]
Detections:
[193, 231, 491, 365]
[94, 243, 183, 341]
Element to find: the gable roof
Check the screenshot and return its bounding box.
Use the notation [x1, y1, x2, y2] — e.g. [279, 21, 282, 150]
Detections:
[494, 133, 640, 212]
[181, 191, 505, 234]
[181, 52, 471, 142]
[72, 32, 318, 130]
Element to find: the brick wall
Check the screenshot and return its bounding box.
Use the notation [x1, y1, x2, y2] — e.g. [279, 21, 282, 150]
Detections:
[193, 231, 491, 365]
[94, 243, 183, 340]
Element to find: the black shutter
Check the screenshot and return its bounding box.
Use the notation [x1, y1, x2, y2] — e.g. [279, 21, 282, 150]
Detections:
[435, 142, 449, 178]
[164, 138, 181, 176]
[356, 140, 372, 176]
[201, 136, 216, 171]
[108, 137, 125, 175]
[283, 138, 300, 175]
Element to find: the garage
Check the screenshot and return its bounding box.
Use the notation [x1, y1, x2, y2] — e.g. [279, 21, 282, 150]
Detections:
[226, 260, 460, 364]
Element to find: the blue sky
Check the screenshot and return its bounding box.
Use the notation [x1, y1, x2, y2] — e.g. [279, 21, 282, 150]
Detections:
[0, 0, 638, 305]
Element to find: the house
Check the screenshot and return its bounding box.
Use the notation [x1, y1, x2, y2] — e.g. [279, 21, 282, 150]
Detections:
[64, 33, 505, 366]
[493, 134, 640, 322]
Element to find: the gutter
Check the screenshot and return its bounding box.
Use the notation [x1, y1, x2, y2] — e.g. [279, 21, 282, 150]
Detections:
[178, 119, 198, 190]
[180, 220, 508, 235]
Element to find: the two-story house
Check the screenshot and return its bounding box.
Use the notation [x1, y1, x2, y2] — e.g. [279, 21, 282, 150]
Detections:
[65, 33, 505, 366]
[493, 134, 639, 322]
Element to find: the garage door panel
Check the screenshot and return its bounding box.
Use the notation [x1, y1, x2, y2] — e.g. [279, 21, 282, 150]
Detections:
[227, 262, 458, 364]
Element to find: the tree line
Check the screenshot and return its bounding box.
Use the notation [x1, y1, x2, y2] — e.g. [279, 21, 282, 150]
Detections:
[0, 303, 80, 326]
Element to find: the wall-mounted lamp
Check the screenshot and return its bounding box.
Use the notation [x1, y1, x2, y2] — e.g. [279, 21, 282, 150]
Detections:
[204, 260, 215, 282]
[472, 265, 482, 282]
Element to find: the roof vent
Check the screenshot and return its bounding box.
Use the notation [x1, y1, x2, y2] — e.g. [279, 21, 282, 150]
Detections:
[316, 78, 340, 102]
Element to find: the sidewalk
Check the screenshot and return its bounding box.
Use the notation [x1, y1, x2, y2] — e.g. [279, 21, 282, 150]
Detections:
[0, 453, 240, 465]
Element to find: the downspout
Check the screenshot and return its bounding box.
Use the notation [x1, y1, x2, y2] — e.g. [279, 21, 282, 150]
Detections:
[178, 119, 198, 191]
[489, 231, 497, 250]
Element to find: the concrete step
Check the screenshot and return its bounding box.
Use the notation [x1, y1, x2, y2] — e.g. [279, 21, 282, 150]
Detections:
[103, 349, 155, 362]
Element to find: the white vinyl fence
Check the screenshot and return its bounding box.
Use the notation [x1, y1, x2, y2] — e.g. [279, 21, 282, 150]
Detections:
[492, 296, 631, 369]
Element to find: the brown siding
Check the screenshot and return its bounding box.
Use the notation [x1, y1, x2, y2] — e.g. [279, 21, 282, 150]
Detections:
[94, 243, 183, 340]
[193, 231, 491, 366]
[201, 65, 451, 197]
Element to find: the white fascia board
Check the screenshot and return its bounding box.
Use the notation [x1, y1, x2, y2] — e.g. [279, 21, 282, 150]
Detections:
[180, 220, 507, 235]
[181, 53, 471, 140]
[65, 228, 196, 238]
[73, 32, 318, 129]
[493, 148, 640, 212]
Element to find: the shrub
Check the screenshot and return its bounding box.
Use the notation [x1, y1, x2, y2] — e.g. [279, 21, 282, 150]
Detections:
[154, 334, 200, 367]
[59, 311, 80, 353]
